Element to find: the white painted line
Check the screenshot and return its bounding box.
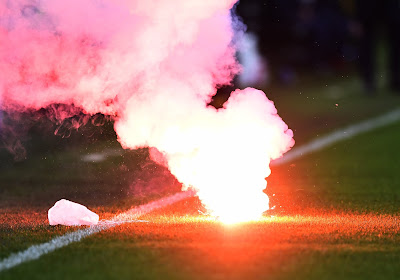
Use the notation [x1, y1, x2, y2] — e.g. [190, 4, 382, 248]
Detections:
[2, 108, 400, 272]
[0, 190, 195, 272]
[272, 108, 400, 166]
[81, 149, 122, 163]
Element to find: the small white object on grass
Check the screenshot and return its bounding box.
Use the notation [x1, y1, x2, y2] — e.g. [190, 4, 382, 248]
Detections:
[48, 199, 99, 226]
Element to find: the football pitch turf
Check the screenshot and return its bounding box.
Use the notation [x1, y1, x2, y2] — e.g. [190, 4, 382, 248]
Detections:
[1, 81, 400, 279]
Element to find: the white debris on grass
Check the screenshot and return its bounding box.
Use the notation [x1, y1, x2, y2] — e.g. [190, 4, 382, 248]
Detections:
[48, 199, 99, 226]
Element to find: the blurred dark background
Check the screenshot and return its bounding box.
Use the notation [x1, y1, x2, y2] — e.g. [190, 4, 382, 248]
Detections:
[233, 0, 400, 92]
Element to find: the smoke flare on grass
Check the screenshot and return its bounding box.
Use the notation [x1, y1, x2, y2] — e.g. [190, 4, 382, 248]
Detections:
[0, 0, 294, 222]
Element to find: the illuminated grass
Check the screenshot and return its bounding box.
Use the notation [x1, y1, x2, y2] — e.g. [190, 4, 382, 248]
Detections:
[2, 206, 400, 280]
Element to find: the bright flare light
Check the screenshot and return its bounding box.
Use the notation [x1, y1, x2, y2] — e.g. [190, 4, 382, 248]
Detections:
[143, 88, 294, 224]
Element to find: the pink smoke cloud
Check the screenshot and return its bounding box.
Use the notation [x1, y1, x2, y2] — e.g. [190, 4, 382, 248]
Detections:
[0, 0, 238, 114]
[0, 0, 294, 221]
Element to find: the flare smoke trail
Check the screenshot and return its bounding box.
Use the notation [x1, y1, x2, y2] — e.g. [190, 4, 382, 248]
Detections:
[0, 0, 294, 221]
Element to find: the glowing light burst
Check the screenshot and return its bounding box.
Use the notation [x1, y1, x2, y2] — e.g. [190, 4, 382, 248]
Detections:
[206, 188, 269, 224]
[176, 152, 272, 224]
[176, 141, 272, 224]
[154, 88, 294, 224]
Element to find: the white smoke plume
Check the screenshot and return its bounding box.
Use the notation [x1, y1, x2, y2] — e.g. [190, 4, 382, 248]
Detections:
[0, 0, 294, 222]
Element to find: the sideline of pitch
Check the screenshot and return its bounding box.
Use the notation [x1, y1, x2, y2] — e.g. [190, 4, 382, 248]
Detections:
[1, 107, 400, 272]
[272, 108, 400, 166]
[0, 190, 195, 272]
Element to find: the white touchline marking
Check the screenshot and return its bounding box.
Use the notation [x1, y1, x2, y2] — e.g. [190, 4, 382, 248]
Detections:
[81, 148, 122, 163]
[1, 108, 400, 272]
[0, 190, 195, 272]
[272, 108, 400, 166]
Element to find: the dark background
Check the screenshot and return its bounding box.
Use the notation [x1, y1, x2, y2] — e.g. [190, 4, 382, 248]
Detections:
[234, 0, 400, 91]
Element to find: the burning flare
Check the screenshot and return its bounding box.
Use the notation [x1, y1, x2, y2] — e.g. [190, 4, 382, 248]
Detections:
[0, 0, 294, 223]
[145, 88, 293, 223]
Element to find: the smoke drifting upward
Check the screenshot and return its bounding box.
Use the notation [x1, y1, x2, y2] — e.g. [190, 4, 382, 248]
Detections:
[0, 0, 294, 222]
